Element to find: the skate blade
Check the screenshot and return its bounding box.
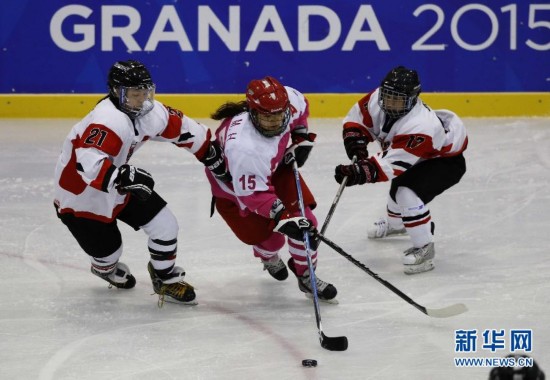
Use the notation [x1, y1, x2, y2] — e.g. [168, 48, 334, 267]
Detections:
[368, 229, 407, 239]
[163, 297, 198, 306]
[404, 260, 434, 275]
[154, 293, 198, 307]
[305, 292, 339, 304]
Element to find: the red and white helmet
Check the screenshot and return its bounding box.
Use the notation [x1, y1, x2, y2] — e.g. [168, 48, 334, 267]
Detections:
[246, 76, 290, 137]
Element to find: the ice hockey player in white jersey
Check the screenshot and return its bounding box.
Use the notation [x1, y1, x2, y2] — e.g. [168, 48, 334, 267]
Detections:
[205, 76, 337, 302]
[54, 60, 230, 305]
[334, 66, 468, 274]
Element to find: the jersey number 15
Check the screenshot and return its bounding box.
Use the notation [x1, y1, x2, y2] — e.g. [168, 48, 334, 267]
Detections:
[238, 174, 256, 190]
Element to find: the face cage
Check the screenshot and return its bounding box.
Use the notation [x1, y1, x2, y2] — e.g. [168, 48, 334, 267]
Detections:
[118, 85, 156, 118]
[378, 88, 416, 118]
[250, 107, 291, 137]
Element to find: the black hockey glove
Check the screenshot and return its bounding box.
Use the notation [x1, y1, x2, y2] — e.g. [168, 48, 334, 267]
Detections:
[202, 140, 232, 182]
[285, 127, 316, 168]
[116, 164, 155, 201]
[343, 126, 369, 160]
[334, 159, 378, 186]
[270, 199, 318, 243]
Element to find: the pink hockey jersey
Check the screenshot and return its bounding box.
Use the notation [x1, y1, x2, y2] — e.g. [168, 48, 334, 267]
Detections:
[206, 86, 310, 218]
[54, 98, 211, 222]
[343, 88, 468, 182]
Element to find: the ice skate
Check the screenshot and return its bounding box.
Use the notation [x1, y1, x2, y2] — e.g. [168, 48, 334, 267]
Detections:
[403, 242, 435, 274]
[288, 259, 338, 304]
[91, 262, 136, 289]
[261, 257, 288, 281]
[367, 218, 407, 239]
[147, 263, 197, 306]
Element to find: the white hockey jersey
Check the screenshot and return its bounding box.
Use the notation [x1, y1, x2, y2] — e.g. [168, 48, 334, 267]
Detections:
[54, 98, 210, 222]
[343, 88, 468, 182]
[206, 86, 310, 218]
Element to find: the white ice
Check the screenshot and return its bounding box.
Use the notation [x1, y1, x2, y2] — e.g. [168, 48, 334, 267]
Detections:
[0, 117, 549, 380]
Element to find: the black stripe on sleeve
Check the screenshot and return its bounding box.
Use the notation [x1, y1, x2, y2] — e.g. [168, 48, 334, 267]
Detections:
[392, 160, 413, 170]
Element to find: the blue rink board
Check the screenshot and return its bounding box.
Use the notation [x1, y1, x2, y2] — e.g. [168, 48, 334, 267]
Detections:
[1, 0, 549, 93]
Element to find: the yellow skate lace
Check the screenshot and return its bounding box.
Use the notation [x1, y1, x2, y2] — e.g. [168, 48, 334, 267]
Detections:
[154, 281, 194, 308]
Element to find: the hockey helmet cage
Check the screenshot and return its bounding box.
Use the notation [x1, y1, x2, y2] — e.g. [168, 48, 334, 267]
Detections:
[108, 60, 155, 118]
[246, 76, 291, 137]
[378, 65, 421, 118]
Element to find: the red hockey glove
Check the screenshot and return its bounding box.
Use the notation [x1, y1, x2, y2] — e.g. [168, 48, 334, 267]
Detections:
[343, 126, 369, 161]
[334, 159, 378, 186]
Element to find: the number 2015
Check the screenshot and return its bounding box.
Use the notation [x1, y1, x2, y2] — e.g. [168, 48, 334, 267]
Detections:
[413, 4, 549, 51]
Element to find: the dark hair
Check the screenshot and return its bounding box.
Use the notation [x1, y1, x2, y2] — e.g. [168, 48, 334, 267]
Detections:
[211, 101, 248, 120]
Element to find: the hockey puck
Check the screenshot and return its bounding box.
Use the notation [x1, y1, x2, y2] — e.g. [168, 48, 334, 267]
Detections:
[302, 359, 317, 367]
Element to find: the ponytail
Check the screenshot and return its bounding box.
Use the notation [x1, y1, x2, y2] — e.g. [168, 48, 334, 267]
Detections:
[211, 101, 248, 120]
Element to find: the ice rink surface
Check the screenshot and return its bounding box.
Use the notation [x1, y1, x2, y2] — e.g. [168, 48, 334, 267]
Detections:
[1, 117, 548, 380]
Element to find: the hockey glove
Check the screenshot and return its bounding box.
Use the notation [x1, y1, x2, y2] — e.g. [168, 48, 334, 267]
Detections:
[202, 140, 232, 182]
[343, 126, 369, 161]
[270, 199, 318, 242]
[285, 127, 316, 168]
[334, 159, 378, 186]
[116, 164, 155, 201]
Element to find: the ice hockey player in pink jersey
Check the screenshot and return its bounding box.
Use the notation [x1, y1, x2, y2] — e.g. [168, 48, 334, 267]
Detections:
[334, 66, 468, 274]
[206, 76, 337, 302]
[54, 60, 230, 305]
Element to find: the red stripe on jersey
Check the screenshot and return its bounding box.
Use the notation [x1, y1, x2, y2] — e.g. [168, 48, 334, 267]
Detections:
[89, 159, 114, 191]
[370, 157, 388, 182]
[343, 121, 374, 143]
[403, 215, 431, 228]
[461, 136, 469, 152]
[58, 139, 87, 195]
[392, 133, 438, 159]
[357, 91, 375, 129]
[442, 136, 469, 157]
[160, 106, 184, 139]
[393, 169, 404, 177]
[194, 129, 212, 161]
[78, 124, 123, 156]
[440, 144, 452, 155]
[56, 196, 130, 223]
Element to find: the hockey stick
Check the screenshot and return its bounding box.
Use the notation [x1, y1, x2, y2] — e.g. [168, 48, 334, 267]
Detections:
[291, 159, 348, 351]
[319, 155, 357, 236]
[317, 234, 468, 318]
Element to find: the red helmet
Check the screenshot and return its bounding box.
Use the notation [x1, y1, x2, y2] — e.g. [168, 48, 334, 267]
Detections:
[246, 76, 290, 137]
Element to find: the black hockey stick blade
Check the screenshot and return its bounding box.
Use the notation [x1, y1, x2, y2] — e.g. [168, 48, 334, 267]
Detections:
[318, 234, 469, 319]
[321, 332, 348, 351]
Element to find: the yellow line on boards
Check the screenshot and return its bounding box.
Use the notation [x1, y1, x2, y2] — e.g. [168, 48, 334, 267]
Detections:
[0, 93, 548, 118]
